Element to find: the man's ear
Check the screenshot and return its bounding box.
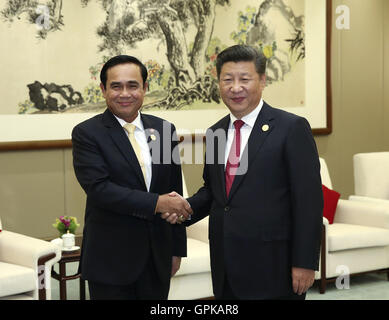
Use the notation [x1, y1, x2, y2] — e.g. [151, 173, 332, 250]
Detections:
[260, 74, 266, 89]
[143, 81, 148, 93]
[100, 83, 106, 97]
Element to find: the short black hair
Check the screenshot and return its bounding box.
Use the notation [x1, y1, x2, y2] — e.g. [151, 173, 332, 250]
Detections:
[100, 55, 148, 89]
[216, 45, 267, 79]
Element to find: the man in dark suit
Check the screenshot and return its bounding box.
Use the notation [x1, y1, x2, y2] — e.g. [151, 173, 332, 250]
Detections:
[163, 45, 323, 300]
[72, 55, 192, 300]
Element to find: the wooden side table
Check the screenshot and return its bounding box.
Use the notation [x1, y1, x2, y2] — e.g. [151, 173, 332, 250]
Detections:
[51, 248, 86, 300]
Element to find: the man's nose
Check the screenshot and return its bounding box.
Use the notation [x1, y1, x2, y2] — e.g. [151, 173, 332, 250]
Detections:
[120, 87, 131, 97]
[230, 81, 243, 93]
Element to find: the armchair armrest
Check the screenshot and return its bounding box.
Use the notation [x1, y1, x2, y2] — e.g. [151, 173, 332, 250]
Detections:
[0, 230, 61, 300]
[333, 199, 389, 229]
[321, 217, 329, 253]
[349, 195, 389, 206]
[187, 216, 209, 244]
[0, 230, 61, 269]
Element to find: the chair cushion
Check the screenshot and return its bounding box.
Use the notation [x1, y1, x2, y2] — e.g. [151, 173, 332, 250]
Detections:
[174, 238, 210, 276]
[322, 185, 341, 224]
[0, 262, 36, 297]
[328, 223, 389, 252]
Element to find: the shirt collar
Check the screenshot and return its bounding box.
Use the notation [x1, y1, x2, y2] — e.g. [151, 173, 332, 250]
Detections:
[229, 99, 263, 129]
[114, 112, 144, 131]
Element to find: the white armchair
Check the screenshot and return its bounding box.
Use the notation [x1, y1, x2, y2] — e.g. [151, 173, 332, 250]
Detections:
[349, 152, 389, 205]
[168, 175, 213, 300]
[0, 219, 61, 300]
[316, 158, 389, 293]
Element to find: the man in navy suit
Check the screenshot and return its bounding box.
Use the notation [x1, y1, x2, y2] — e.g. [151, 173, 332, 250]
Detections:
[72, 55, 192, 300]
[164, 45, 323, 300]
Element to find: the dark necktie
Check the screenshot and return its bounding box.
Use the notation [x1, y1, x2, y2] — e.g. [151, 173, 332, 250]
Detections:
[225, 120, 245, 197]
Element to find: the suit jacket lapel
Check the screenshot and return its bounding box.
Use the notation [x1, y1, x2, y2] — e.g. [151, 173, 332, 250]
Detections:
[140, 113, 161, 192]
[209, 115, 230, 203]
[227, 102, 275, 201]
[103, 109, 147, 189]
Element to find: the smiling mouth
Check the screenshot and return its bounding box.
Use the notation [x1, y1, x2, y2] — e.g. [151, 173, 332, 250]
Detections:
[231, 97, 245, 103]
[118, 101, 132, 106]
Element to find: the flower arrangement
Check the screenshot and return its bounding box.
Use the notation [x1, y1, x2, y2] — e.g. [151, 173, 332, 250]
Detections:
[53, 216, 80, 236]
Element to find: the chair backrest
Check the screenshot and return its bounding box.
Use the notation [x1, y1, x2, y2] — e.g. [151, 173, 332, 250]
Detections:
[182, 172, 189, 198]
[353, 152, 389, 199]
[182, 170, 209, 242]
[319, 157, 332, 189]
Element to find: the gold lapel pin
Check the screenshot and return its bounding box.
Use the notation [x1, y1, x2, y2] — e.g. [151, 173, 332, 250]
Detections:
[262, 124, 270, 132]
[150, 134, 157, 141]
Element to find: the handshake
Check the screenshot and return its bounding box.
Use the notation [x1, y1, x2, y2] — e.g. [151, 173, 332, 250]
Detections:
[156, 191, 192, 224]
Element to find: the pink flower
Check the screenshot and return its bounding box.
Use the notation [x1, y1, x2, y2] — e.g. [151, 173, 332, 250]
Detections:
[59, 216, 71, 228]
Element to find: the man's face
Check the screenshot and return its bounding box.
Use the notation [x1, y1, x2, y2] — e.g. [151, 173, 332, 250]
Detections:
[101, 63, 147, 123]
[219, 61, 266, 119]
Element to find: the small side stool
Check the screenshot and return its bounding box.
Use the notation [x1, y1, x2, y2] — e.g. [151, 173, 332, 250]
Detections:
[51, 248, 85, 300]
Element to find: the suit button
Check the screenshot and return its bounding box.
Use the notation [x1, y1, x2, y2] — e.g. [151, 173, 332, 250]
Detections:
[224, 206, 230, 212]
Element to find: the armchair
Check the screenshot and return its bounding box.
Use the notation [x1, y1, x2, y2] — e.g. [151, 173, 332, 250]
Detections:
[349, 152, 389, 205]
[0, 218, 61, 300]
[315, 158, 389, 293]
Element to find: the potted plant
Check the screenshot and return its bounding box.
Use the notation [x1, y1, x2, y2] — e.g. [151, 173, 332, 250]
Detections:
[53, 216, 80, 236]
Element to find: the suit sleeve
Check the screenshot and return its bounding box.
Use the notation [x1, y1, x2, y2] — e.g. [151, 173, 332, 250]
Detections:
[72, 124, 159, 221]
[186, 159, 213, 226]
[285, 117, 323, 270]
[170, 124, 187, 257]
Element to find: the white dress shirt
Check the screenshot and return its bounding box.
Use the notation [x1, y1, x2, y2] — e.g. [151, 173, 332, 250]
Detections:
[114, 113, 152, 191]
[224, 99, 264, 167]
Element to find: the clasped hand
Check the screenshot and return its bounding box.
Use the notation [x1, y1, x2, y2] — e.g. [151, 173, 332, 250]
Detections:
[156, 191, 192, 223]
